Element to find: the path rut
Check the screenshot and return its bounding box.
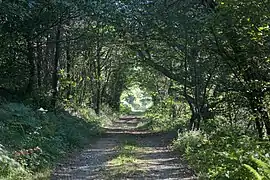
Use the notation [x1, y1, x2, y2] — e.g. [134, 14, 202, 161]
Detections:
[51, 117, 196, 180]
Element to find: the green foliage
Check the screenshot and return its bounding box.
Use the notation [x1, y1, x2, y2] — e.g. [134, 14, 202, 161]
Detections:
[119, 104, 132, 115]
[0, 102, 103, 179]
[0, 145, 31, 180]
[243, 164, 262, 180]
[244, 156, 270, 180]
[120, 85, 153, 113]
[173, 131, 208, 155]
[173, 128, 270, 179]
[144, 97, 190, 132]
[0, 0, 270, 179]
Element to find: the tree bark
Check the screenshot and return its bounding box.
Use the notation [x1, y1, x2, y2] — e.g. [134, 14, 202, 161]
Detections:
[248, 92, 269, 138]
[25, 39, 35, 95]
[36, 39, 42, 88]
[66, 43, 71, 100]
[258, 104, 270, 137]
[51, 25, 61, 108]
[95, 41, 102, 115]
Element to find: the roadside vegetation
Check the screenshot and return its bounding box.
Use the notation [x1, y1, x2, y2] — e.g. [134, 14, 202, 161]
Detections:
[1, 0, 269, 179]
[0, 102, 113, 179]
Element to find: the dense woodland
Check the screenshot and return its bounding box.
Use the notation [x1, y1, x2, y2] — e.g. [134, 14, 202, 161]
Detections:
[0, 0, 270, 179]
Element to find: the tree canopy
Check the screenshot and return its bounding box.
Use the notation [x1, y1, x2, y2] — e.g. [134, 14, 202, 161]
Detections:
[0, 0, 270, 179]
[0, 0, 269, 135]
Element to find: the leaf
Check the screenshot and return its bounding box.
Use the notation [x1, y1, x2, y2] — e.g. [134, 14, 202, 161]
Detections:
[251, 157, 270, 176]
[243, 164, 262, 180]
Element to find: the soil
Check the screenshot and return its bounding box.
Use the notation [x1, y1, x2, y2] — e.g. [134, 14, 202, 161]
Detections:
[51, 116, 197, 180]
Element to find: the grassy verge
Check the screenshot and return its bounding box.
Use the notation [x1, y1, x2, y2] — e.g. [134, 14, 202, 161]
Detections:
[172, 130, 270, 179]
[0, 102, 107, 179]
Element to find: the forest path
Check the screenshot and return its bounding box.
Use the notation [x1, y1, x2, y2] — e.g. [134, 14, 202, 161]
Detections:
[51, 116, 196, 180]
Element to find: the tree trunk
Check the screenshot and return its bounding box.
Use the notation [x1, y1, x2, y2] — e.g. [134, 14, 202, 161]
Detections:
[51, 25, 61, 108]
[258, 104, 270, 137]
[255, 118, 263, 139]
[189, 110, 196, 130]
[248, 92, 269, 138]
[186, 96, 199, 131]
[66, 43, 71, 100]
[171, 104, 177, 120]
[25, 39, 35, 95]
[44, 35, 54, 91]
[111, 77, 125, 112]
[36, 39, 42, 88]
[263, 115, 270, 137]
[95, 42, 102, 115]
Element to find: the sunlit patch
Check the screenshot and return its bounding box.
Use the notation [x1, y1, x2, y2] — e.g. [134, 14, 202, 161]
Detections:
[120, 84, 153, 113]
[104, 154, 146, 178]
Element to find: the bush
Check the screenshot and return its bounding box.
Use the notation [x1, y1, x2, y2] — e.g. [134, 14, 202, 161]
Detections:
[243, 156, 270, 180]
[0, 144, 31, 180]
[173, 131, 208, 155]
[0, 102, 104, 179]
[173, 129, 270, 179]
[120, 104, 132, 115]
[144, 98, 189, 132]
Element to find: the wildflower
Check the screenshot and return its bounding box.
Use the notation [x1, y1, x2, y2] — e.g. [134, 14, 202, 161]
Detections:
[25, 150, 30, 155]
[34, 146, 42, 152]
[29, 148, 34, 154]
[14, 151, 21, 156]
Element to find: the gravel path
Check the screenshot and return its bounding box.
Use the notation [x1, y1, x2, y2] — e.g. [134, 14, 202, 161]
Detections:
[51, 117, 196, 180]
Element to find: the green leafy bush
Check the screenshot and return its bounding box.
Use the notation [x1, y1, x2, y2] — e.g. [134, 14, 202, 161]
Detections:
[0, 102, 104, 179]
[244, 156, 270, 180]
[0, 144, 31, 180]
[144, 98, 189, 132]
[173, 129, 270, 179]
[173, 131, 208, 155]
[120, 104, 132, 115]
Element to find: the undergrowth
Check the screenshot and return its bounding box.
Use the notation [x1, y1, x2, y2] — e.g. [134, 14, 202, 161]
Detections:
[143, 98, 190, 132]
[143, 97, 270, 179]
[0, 102, 108, 179]
[173, 129, 270, 179]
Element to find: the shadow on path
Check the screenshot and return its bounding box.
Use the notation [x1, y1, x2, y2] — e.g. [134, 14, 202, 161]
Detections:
[51, 116, 196, 180]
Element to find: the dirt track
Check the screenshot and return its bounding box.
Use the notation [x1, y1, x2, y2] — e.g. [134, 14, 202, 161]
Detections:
[51, 117, 196, 180]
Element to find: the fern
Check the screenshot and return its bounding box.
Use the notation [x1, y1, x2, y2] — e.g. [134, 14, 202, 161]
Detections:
[243, 164, 262, 180]
[244, 157, 270, 180]
[251, 157, 270, 179]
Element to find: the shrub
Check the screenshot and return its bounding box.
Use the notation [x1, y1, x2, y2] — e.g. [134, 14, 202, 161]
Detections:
[0, 102, 104, 179]
[144, 99, 189, 132]
[120, 104, 132, 115]
[0, 144, 31, 180]
[173, 131, 208, 155]
[173, 129, 270, 179]
[244, 156, 270, 180]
